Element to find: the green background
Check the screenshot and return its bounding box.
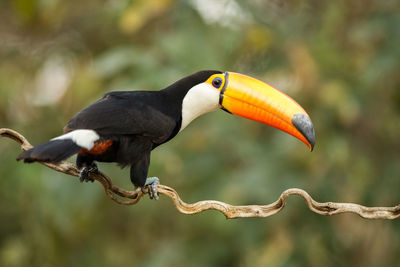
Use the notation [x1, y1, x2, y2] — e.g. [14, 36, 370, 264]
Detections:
[1, 0, 400, 266]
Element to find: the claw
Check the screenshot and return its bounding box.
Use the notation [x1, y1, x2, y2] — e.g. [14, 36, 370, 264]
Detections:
[79, 163, 98, 183]
[143, 177, 159, 200]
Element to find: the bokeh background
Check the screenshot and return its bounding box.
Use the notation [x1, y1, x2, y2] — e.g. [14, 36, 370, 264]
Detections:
[1, 0, 400, 266]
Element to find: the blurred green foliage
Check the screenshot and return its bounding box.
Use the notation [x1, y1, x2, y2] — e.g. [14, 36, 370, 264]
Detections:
[1, 0, 400, 266]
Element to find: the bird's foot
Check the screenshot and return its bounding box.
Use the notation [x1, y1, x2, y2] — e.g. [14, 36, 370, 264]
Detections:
[142, 177, 160, 200]
[79, 163, 98, 183]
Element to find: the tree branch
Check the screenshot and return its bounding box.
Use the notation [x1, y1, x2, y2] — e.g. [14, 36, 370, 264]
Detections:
[1, 128, 400, 219]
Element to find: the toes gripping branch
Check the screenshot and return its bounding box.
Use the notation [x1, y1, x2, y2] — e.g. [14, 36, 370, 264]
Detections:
[79, 163, 98, 183]
[143, 177, 160, 200]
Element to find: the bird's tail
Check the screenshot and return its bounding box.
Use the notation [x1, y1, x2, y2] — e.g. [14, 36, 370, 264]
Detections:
[17, 139, 83, 163]
[16, 129, 100, 163]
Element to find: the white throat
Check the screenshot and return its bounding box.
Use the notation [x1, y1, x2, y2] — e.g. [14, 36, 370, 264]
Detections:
[179, 83, 221, 132]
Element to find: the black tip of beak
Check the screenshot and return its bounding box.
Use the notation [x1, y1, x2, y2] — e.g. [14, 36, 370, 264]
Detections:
[292, 114, 316, 151]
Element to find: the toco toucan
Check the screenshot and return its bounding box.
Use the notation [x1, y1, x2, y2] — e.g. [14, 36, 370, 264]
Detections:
[17, 71, 315, 199]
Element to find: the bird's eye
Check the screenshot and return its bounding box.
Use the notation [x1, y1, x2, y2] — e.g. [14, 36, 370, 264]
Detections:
[212, 77, 223, 89]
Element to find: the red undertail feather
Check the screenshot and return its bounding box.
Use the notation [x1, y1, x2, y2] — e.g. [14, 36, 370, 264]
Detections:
[79, 139, 113, 155]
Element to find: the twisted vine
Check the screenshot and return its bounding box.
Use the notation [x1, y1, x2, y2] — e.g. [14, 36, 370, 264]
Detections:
[1, 128, 400, 219]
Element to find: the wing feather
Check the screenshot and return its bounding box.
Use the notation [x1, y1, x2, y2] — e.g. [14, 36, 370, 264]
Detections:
[65, 91, 177, 144]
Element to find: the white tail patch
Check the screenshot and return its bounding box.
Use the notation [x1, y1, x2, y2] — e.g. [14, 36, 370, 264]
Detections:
[52, 129, 100, 149]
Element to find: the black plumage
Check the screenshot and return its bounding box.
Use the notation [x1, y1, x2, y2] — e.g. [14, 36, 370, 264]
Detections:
[17, 70, 221, 187]
[17, 139, 82, 163]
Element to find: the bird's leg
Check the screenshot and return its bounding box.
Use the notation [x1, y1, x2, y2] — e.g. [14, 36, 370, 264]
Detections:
[142, 177, 159, 200]
[79, 162, 98, 183]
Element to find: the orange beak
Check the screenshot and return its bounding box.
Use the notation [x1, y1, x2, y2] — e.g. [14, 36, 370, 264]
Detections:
[219, 72, 316, 150]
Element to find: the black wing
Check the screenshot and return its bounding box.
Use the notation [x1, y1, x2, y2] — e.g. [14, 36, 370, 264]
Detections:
[65, 91, 178, 144]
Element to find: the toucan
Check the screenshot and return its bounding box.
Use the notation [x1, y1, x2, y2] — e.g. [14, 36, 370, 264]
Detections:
[17, 71, 315, 199]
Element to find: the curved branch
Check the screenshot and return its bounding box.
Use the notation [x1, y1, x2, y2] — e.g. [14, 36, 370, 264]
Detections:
[2, 128, 400, 219]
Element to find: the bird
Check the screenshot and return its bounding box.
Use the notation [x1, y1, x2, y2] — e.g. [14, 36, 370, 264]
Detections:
[17, 70, 315, 199]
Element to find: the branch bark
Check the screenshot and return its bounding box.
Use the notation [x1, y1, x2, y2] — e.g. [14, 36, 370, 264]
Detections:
[2, 128, 400, 219]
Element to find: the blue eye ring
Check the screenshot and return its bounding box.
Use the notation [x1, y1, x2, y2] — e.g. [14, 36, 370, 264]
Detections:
[212, 77, 223, 88]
